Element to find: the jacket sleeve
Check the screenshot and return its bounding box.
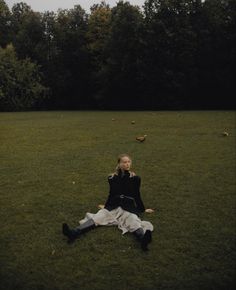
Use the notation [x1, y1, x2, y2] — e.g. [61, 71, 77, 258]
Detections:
[104, 176, 120, 209]
[134, 176, 145, 213]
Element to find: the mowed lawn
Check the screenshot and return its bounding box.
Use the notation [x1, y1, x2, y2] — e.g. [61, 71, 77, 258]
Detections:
[0, 111, 235, 290]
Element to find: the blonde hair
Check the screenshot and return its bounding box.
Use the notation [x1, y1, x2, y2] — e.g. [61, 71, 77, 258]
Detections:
[109, 153, 136, 177]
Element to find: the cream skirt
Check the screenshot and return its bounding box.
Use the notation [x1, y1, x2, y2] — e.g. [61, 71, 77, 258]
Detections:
[79, 207, 154, 235]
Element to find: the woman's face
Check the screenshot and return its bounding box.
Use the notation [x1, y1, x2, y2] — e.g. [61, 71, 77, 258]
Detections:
[119, 156, 132, 171]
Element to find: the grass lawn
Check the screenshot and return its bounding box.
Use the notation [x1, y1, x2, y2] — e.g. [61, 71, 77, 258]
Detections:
[0, 111, 235, 290]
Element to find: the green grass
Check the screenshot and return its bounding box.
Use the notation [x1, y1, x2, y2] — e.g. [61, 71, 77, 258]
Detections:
[0, 111, 235, 290]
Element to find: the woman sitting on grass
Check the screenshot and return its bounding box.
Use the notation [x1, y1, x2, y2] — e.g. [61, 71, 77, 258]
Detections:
[62, 153, 154, 251]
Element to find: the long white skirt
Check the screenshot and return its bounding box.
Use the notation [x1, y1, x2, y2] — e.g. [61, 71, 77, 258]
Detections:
[79, 207, 154, 235]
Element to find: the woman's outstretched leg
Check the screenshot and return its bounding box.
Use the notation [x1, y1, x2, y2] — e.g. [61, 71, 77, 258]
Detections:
[62, 219, 96, 243]
[133, 228, 152, 251]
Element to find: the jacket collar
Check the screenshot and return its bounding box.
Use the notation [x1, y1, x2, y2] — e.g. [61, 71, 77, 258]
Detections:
[118, 169, 130, 178]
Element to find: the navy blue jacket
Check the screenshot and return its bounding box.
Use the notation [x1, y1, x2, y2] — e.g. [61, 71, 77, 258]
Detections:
[104, 169, 145, 214]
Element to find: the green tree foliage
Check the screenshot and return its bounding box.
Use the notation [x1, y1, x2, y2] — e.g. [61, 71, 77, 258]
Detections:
[87, 1, 112, 104]
[47, 5, 91, 109]
[0, 0, 235, 110]
[88, 2, 111, 64]
[0, 0, 12, 47]
[195, 0, 236, 106]
[143, 0, 202, 107]
[0, 44, 47, 111]
[102, 1, 145, 108]
[11, 2, 46, 63]
[143, 0, 235, 108]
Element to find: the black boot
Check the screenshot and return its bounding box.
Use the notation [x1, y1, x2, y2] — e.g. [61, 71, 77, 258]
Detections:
[133, 228, 152, 251]
[62, 219, 96, 243]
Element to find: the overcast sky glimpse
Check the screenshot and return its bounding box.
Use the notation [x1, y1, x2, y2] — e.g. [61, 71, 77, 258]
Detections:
[5, 0, 145, 12]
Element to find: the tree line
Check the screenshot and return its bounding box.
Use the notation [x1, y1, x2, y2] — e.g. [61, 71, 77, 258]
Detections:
[0, 0, 235, 111]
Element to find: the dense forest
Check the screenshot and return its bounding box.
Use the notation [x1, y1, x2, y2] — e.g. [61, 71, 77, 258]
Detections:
[0, 0, 235, 111]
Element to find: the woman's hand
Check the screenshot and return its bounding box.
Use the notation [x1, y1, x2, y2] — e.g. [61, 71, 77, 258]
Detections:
[145, 208, 155, 213]
[98, 204, 105, 209]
